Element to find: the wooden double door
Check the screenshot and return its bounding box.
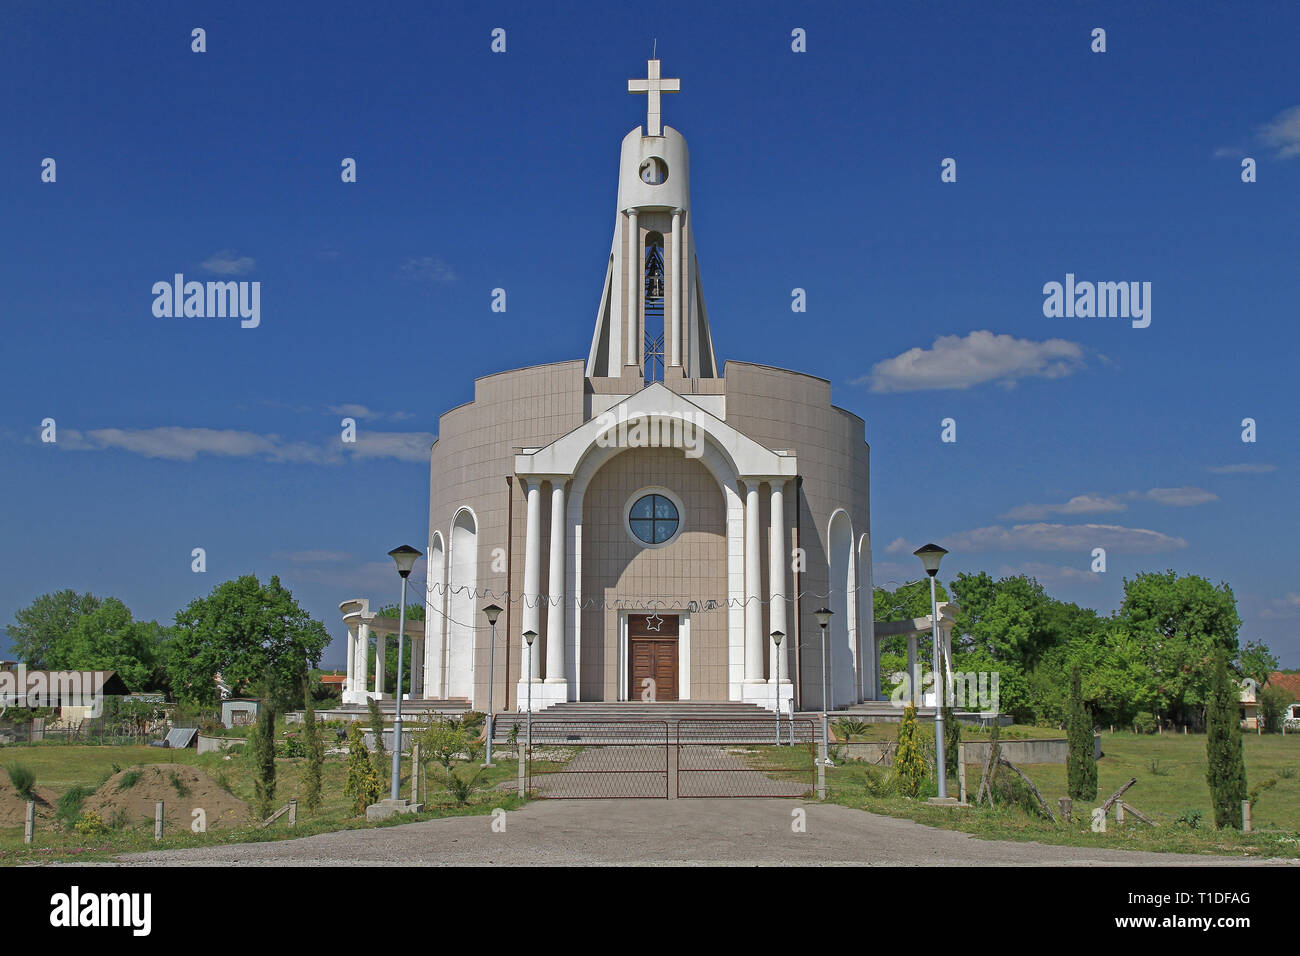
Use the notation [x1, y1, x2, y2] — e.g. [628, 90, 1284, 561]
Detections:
[628, 614, 679, 702]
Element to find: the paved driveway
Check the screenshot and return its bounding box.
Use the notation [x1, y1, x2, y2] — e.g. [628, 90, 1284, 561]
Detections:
[114, 800, 1292, 866]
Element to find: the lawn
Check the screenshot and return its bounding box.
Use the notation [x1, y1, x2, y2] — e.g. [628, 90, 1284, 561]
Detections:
[824, 728, 1300, 858]
[0, 735, 523, 864]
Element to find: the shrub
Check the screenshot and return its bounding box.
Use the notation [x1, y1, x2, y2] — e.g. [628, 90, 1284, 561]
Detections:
[891, 704, 927, 798]
[344, 721, 381, 814]
[1259, 685, 1294, 734]
[1132, 711, 1158, 735]
[56, 785, 94, 829]
[4, 763, 36, 800]
[444, 765, 487, 806]
[168, 771, 191, 798]
[74, 809, 109, 836]
[367, 698, 388, 777]
[1146, 758, 1172, 777]
[1175, 808, 1202, 829]
[833, 718, 871, 742]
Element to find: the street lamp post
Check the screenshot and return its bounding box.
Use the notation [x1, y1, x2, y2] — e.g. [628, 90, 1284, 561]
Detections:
[814, 608, 833, 766]
[386, 544, 421, 802]
[482, 604, 503, 767]
[523, 630, 537, 760]
[913, 543, 948, 800]
[771, 630, 784, 745]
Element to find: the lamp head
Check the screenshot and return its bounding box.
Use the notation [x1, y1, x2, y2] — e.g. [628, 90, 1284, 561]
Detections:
[814, 607, 832, 628]
[770, 629, 784, 646]
[524, 629, 537, 646]
[388, 545, 421, 578]
[483, 603, 503, 625]
[912, 542, 948, 577]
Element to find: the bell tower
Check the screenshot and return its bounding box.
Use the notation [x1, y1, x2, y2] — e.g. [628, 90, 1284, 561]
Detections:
[586, 58, 719, 383]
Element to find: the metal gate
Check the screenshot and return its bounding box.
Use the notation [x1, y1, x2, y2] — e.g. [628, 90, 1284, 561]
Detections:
[526, 720, 669, 798]
[676, 718, 816, 798]
[522, 717, 817, 799]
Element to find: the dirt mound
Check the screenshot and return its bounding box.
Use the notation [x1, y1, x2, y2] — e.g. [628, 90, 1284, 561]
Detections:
[83, 764, 252, 831]
[0, 773, 59, 828]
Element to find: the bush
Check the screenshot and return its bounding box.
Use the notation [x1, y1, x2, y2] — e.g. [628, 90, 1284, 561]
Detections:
[74, 809, 109, 836]
[1132, 711, 1158, 735]
[833, 718, 871, 742]
[891, 704, 927, 798]
[344, 721, 381, 814]
[4, 763, 36, 800]
[56, 785, 94, 829]
[1259, 685, 1294, 734]
[1175, 808, 1202, 829]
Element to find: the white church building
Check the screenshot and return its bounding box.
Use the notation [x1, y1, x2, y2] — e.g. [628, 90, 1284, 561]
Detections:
[342, 59, 879, 714]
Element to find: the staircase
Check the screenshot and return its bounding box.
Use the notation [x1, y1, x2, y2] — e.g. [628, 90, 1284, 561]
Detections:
[488, 700, 796, 744]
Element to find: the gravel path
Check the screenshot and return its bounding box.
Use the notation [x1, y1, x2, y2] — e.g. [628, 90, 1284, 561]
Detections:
[112, 799, 1293, 866]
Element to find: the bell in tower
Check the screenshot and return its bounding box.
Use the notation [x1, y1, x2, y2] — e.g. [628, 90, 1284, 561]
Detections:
[586, 58, 719, 383]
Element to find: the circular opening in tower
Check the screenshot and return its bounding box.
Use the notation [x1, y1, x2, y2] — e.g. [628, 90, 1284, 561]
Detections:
[626, 490, 681, 546]
[639, 157, 669, 185]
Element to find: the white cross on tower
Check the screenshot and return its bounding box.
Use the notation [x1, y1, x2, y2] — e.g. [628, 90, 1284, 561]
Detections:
[628, 58, 680, 137]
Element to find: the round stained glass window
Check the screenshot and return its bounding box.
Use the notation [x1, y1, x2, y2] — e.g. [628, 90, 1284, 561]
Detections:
[628, 493, 679, 545]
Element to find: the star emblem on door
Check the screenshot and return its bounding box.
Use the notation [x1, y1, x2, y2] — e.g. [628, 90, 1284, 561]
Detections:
[645, 613, 664, 632]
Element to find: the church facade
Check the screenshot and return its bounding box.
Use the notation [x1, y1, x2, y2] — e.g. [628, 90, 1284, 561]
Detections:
[344, 60, 875, 714]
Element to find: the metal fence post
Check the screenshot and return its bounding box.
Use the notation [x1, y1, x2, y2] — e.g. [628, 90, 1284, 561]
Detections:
[24, 800, 34, 845]
[817, 722, 827, 800]
[154, 801, 164, 842]
[957, 743, 967, 803]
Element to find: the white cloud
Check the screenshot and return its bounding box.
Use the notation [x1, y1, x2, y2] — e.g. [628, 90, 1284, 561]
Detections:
[1206, 463, 1275, 475]
[858, 330, 1086, 393]
[273, 549, 352, 564]
[399, 255, 457, 283]
[1258, 105, 1300, 159]
[327, 404, 414, 422]
[944, 522, 1187, 554]
[994, 562, 1104, 585]
[884, 536, 913, 555]
[58, 426, 435, 465]
[1004, 486, 1217, 519]
[1260, 593, 1300, 620]
[201, 250, 257, 275]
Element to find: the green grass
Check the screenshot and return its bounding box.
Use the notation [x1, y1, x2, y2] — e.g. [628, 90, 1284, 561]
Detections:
[0, 741, 526, 864]
[825, 730, 1300, 858]
[831, 721, 1064, 743]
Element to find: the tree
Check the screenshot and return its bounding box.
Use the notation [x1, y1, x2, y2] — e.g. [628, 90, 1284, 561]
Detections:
[45, 598, 165, 693]
[248, 698, 278, 819]
[367, 696, 388, 779]
[1116, 571, 1242, 725]
[344, 721, 381, 814]
[892, 704, 927, 797]
[1258, 684, 1294, 734]
[1205, 650, 1247, 829]
[1238, 640, 1279, 688]
[301, 676, 323, 812]
[1066, 666, 1098, 800]
[170, 576, 329, 706]
[5, 590, 102, 668]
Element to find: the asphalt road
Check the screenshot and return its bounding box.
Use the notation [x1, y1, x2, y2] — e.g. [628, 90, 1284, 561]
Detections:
[112, 800, 1293, 866]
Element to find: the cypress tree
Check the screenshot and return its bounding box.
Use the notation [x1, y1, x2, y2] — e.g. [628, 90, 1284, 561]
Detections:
[343, 721, 381, 814]
[1206, 649, 1247, 829]
[893, 703, 927, 797]
[249, 699, 277, 819]
[366, 696, 388, 778]
[301, 675, 323, 812]
[1066, 665, 1098, 801]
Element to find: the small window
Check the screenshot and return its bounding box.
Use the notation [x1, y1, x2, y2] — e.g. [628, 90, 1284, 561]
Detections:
[628, 493, 679, 545]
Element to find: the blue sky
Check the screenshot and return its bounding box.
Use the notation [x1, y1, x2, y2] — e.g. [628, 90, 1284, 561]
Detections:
[2, 1, 1297, 668]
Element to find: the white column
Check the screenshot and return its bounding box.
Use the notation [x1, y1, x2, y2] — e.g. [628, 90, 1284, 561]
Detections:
[546, 480, 566, 684]
[907, 633, 919, 707]
[768, 480, 787, 680]
[374, 629, 385, 696]
[626, 209, 639, 368]
[670, 207, 682, 367]
[744, 480, 764, 683]
[680, 212, 690, 372]
[356, 621, 370, 699]
[344, 625, 356, 697]
[522, 478, 543, 679]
